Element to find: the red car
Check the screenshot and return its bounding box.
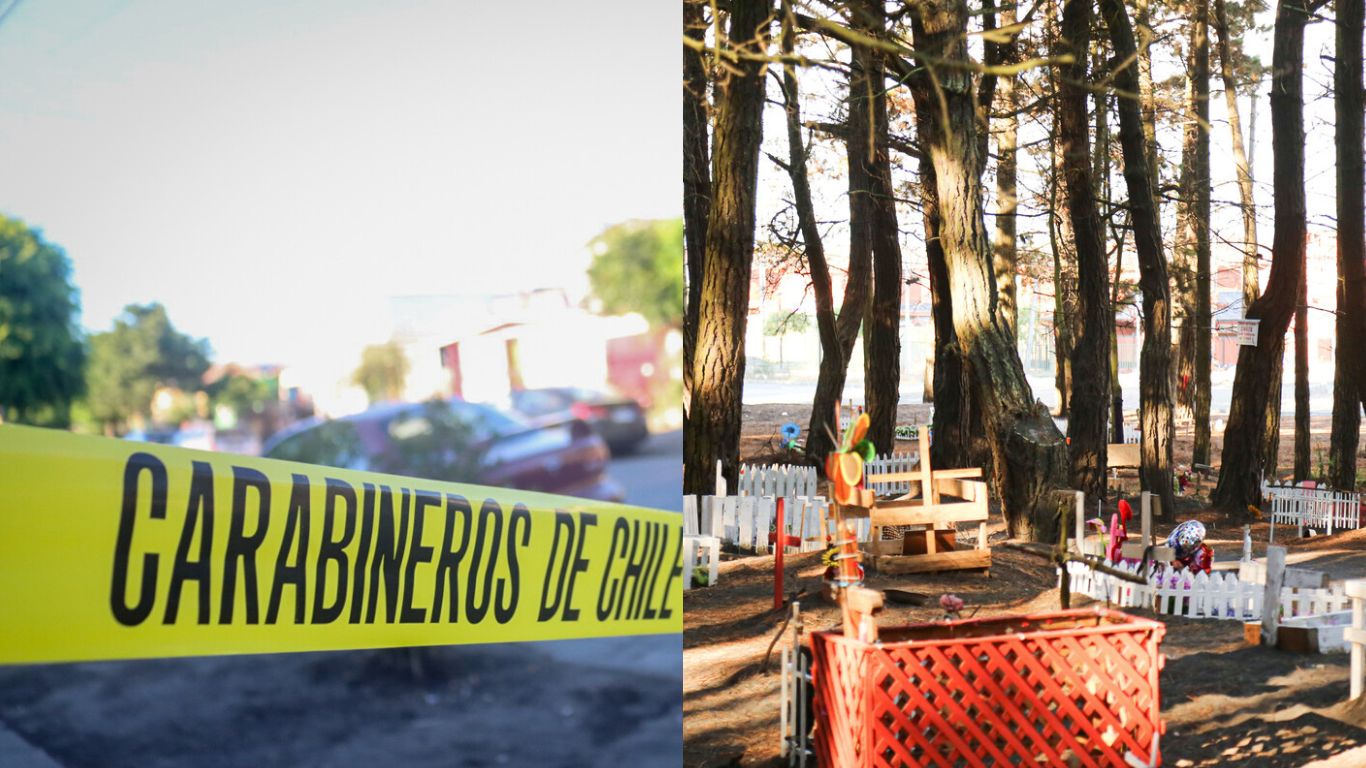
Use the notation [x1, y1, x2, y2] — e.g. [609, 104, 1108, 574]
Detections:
[262, 399, 623, 502]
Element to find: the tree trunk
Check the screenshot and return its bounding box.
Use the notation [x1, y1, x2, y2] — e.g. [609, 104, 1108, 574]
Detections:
[1211, 0, 1260, 312]
[683, 0, 772, 496]
[859, 0, 903, 455]
[911, 0, 1069, 542]
[1136, 0, 1160, 195]
[792, 4, 872, 465]
[1110, 220, 1129, 444]
[1294, 267, 1310, 479]
[990, 4, 1020, 340]
[1174, 0, 1211, 468]
[1057, 0, 1110, 506]
[682, 0, 711, 420]
[1191, 0, 1213, 467]
[1050, 132, 1078, 418]
[1330, 0, 1364, 491]
[1212, 0, 1313, 511]
[1099, 0, 1176, 520]
[920, 93, 977, 472]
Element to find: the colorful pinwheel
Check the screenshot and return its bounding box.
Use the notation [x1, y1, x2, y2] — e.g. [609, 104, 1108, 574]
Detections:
[824, 412, 876, 506]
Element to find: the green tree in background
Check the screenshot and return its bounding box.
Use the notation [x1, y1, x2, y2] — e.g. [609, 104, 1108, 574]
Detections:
[587, 218, 684, 328]
[0, 214, 87, 427]
[353, 340, 410, 404]
[763, 311, 811, 366]
[207, 372, 273, 424]
[86, 303, 211, 433]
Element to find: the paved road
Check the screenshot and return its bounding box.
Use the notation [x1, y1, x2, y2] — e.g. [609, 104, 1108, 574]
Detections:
[0, 431, 685, 768]
[614, 429, 682, 512]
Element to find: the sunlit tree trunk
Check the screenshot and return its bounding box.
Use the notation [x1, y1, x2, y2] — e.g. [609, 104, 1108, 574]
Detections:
[911, 0, 1069, 542]
[1330, 0, 1364, 490]
[682, 0, 711, 421]
[1212, 0, 1260, 312]
[989, 4, 1020, 339]
[683, 0, 772, 495]
[1099, 0, 1176, 520]
[1212, 0, 1314, 510]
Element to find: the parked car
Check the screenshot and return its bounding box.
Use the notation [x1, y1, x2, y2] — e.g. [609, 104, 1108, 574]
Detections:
[261, 399, 624, 502]
[507, 387, 649, 454]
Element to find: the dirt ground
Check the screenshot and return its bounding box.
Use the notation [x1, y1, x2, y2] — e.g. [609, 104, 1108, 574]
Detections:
[684, 405, 1366, 767]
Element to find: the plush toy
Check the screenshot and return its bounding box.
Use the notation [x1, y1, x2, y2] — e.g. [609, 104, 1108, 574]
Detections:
[1105, 499, 1134, 563]
[1167, 519, 1213, 574]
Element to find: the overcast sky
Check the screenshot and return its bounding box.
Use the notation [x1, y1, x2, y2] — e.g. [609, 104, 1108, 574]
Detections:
[0, 0, 679, 370]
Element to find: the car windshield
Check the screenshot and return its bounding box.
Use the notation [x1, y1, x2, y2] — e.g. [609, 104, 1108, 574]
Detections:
[385, 400, 524, 443]
[264, 420, 370, 471]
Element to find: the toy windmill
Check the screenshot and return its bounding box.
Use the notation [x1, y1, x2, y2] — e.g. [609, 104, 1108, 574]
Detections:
[823, 413, 883, 641]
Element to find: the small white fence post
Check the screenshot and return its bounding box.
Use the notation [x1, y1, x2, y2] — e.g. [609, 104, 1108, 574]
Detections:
[1347, 579, 1366, 701]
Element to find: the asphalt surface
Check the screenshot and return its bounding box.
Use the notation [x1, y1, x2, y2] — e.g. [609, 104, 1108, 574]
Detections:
[0, 430, 684, 767]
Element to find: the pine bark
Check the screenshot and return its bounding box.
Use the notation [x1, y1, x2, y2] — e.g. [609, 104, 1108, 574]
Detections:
[682, 0, 711, 418]
[1191, 0, 1213, 466]
[990, 4, 1020, 339]
[1330, 0, 1364, 490]
[1099, 0, 1177, 520]
[858, 0, 903, 454]
[1295, 268, 1309, 479]
[911, 0, 1069, 542]
[1058, 0, 1111, 506]
[683, 0, 772, 495]
[1212, 0, 1313, 510]
[1211, 0, 1260, 310]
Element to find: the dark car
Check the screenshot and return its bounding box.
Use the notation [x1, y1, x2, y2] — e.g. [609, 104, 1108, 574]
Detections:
[261, 399, 624, 502]
[507, 387, 649, 454]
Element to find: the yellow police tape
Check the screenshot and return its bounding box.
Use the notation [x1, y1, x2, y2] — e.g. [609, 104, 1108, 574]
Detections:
[0, 425, 682, 664]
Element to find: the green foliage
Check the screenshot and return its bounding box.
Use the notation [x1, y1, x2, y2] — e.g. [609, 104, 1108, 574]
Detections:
[0, 214, 87, 426]
[208, 373, 272, 421]
[352, 340, 410, 404]
[763, 311, 811, 337]
[587, 219, 684, 328]
[85, 303, 211, 432]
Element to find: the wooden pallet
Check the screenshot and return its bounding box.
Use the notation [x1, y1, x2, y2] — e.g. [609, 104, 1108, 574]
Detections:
[857, 425, 990, 575]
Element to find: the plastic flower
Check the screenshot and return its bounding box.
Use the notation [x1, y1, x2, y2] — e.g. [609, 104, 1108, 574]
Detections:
[939, 594, 965, 614]
[780, 422, 801, 441]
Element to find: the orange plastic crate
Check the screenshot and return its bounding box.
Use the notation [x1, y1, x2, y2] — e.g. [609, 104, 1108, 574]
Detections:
[810, 608, 1165, 767]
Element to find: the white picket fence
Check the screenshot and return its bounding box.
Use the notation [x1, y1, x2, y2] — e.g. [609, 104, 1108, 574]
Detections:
[683, 494, 867, 553]
[1065, 559, 1353, 621]
[682, 534, 720, 590]
[738, 464, 820, 499]
[1262, 482, 1362, 538]
[737, 454, 926, 499]
[863, 452, 920, 496]
[1348, 579, 1366, 700]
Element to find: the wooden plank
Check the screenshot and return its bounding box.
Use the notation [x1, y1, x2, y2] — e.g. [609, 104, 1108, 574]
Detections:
[934, 477, 986, 501]
[872, 500, 989, 527]
[1119, 542, 1176, 561]
[869, 547, 991, 575]
[1263, 545, 1287, 647]
[1107, 443, 1141, 469]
